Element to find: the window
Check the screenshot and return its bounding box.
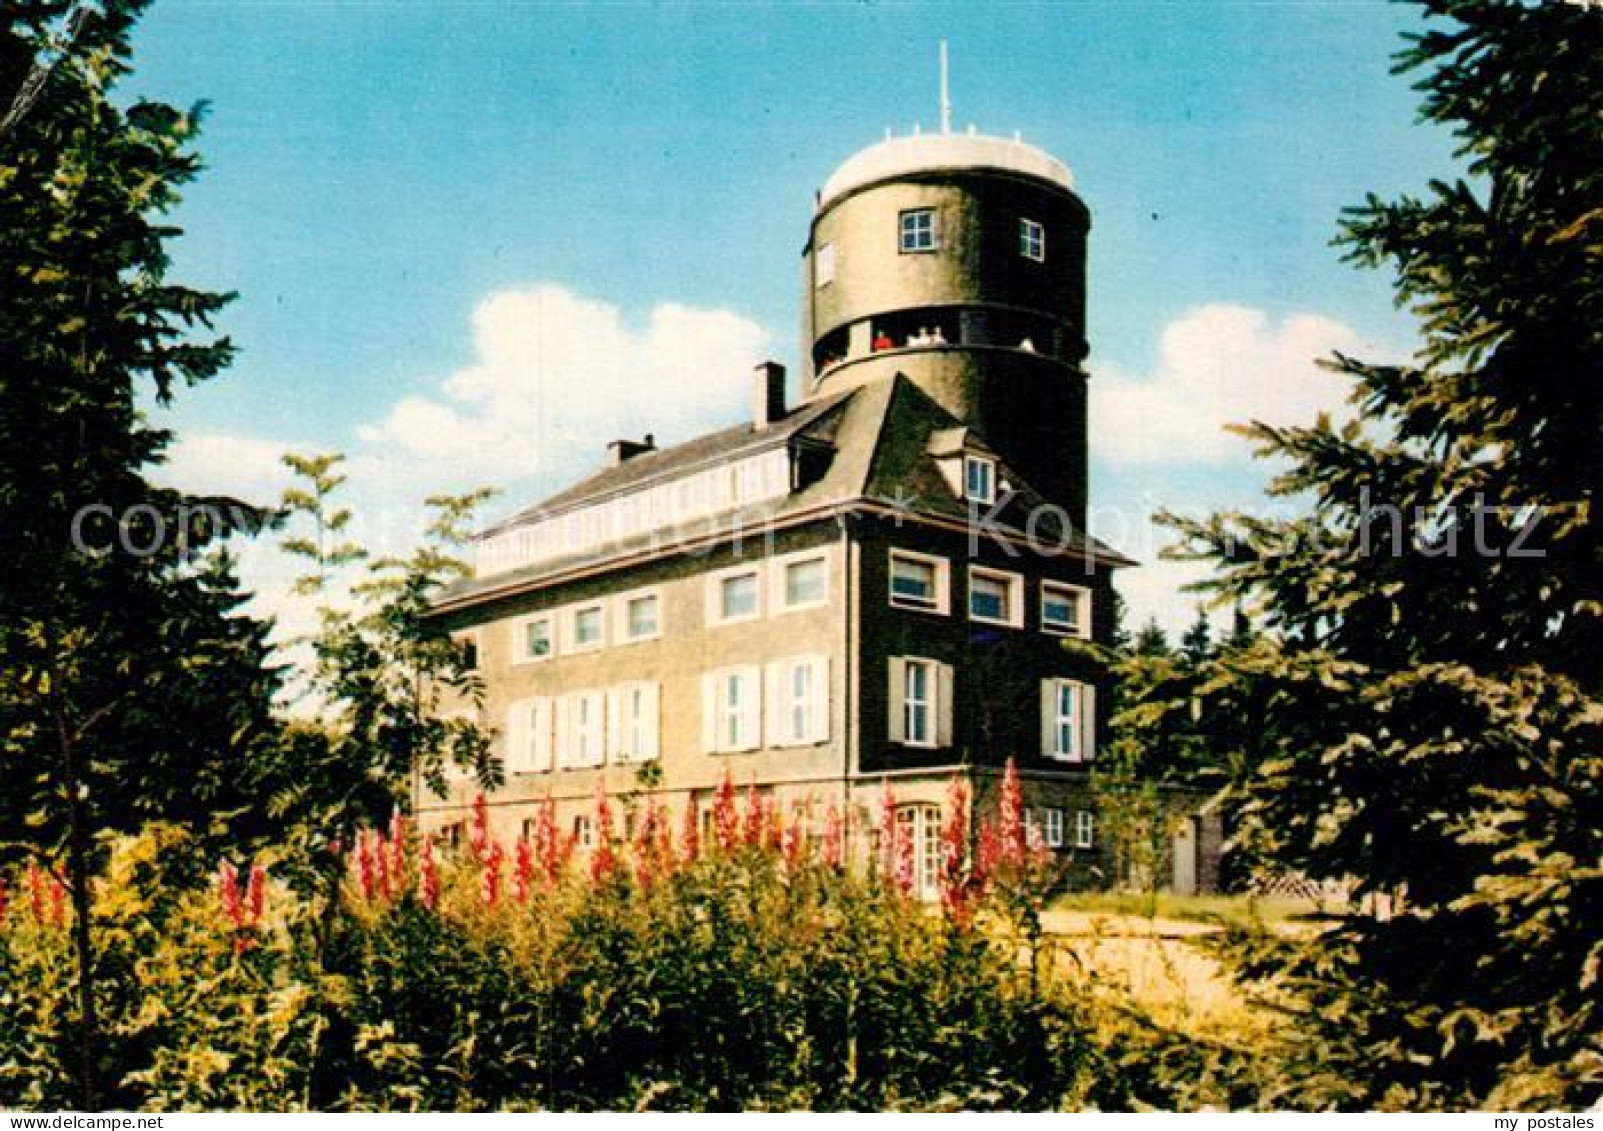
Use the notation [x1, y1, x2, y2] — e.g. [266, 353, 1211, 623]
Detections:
[573, 814, 596, 851]
[709, 565, 762, 626]
[609, 682, 660, 762]
[558, 691, 605, 768]
[968, 567, 1023, 627]
[515, 614, 554, 663]
[889, 656, 953, 748]
[570, 603, 605, 651]
[899, 207, 937, 253]
[704, 666, 761, 753]
[889, 549, 949, 613]
[779, 553, 827, 612]
[768, 656, 828, 746]
[1040, 581, 1089, 638]
[1043, 807, 1065, 848]
[963, 455, 996, 504]
[816, 242, 835, 286]
[618, 590, 661, 643]
[506, 698, 553, 773]
[1042, 679, 1095, 762]
[905, 659, 933, 746]
[1074, 810, 1096, 849]
[1019, 217, 1046, 262]
[896, 804, 943, 902]
[453, 632, 479, 670]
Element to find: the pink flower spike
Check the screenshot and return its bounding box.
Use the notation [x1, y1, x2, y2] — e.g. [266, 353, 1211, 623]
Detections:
[418, 837, 439, 911]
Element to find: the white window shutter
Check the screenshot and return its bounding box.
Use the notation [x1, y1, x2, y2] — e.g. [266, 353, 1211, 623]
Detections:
[642, 682, 661, 761]
[554, 696, 573, 769]
[765, 662, 786, 746]
[702, 672, 719, 753]
[530, 698, 553, 772]
[888, 657, 907, 743]
[587, 691, 607, 766]
[808, 656, 830, 742]
[1041, 681, 1058, 759]
[506, 700, 530, 773]
[1082, 684, 1097, 762]
[606, 687, 624, 760]
[936, 662, 955, 748]
[738, 666, 762, 752]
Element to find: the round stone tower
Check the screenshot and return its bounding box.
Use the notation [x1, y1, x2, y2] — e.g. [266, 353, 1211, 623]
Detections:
[801, 128, 1090, 523]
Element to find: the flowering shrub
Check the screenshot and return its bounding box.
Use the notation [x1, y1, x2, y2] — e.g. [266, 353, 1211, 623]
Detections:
[0, 762, 1127, 1111]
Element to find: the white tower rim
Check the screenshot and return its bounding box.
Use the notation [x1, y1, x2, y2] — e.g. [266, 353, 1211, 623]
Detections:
[818, 131, 1074, 210]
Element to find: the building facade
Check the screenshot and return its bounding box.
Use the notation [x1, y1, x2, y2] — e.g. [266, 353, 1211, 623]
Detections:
[422, 126, 1218, 897]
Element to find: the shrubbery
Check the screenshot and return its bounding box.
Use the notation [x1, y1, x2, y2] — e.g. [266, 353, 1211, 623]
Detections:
[0, 765, 1153, 1112]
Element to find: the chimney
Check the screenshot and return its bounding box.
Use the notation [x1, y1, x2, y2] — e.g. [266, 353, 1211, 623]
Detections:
[607, 433, 656, 467]
[753, 360, 786, 430]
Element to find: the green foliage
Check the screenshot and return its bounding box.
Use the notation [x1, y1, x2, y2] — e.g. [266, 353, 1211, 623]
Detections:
[0, 1, 284, 1106]
[269, 461, 497, 853]
[0, 810, 1117, 1111]
[1143, 0, 1603, 1108]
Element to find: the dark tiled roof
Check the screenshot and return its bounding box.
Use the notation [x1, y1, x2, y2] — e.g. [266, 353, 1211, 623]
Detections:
[482, 392, 853, 536]
[434, 374, 1131, 613]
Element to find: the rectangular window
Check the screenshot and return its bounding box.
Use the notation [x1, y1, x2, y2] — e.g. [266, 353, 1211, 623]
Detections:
[709, 566, 762, 626]
[780, 554, 827, 611]
[453, 631, 479, 670]
[816, 242, 835, 286]
[1040, 581, 1089, 638]
[968, 567, 1022, 627]
[619, 591, 660, 643]
[558, 690, 606, 768]
[573, 814, 596, 851]
[704, 666, 761, 753]
[899, 207, 937, 253]
[905, 658, 934, 747]
[768, 655, 827, 746]
[507, 698, 553, 773]
[1043, 679, 1094, 762]
[571, 604, 605, 651]
[963, 455, 996, 504]
[1074, 810, 1095, 849]
[1019, 217, 1046, 262]
[610, 681, 660, 762]
[889, 549, 948, 613]
[516, 615, 554, 662]
[1044, 807, 1064, 848]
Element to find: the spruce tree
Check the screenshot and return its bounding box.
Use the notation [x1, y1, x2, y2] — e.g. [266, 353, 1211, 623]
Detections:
[1162, 0, 1601, 1107]
[0, 1, 280, 1106]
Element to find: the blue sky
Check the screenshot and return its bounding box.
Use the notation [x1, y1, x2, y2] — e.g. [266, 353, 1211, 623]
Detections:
[129, 0, 1460, 640]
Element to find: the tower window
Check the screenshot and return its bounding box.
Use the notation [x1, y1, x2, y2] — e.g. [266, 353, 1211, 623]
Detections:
[1019, 217, 1046, 262]
[899, 208, 938, 253]
[816, 243, 835, 286]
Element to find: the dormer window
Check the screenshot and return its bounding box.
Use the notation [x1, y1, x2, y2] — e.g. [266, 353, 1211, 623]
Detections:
[963, 455, 996, 505]
[899, 208, 937, 253]
[1019, 217, 1046, 262]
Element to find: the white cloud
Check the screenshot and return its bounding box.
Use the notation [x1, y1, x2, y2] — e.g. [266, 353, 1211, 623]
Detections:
[356, 284, 772, 500]
[1091, 304, 1364, 466]
[156, 284, 773, 708]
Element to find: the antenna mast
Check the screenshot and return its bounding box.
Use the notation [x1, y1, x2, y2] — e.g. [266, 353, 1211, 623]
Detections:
[939, 40, 952, 134]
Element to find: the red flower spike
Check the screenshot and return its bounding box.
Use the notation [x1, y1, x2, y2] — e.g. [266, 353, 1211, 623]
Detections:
[680, 798, 701, 864]
[480, 839, 504, 909]
[712, 770, 739, 853]
[998, 757, 1027, 868]
[821, 804, 844, 871]
[418, 837, 439, 911]
[513, 837, 534, 904]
